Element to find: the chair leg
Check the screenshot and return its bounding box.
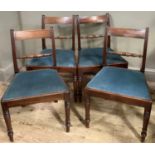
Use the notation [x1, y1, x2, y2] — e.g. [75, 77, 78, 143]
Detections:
[84, 92, 90, 128]
[65, 101, 70, 132]
[73, 74, 78, 102]
[141, 105, 152, 142]
[77, 74, 83, 102]
[1, 104, 14, 142]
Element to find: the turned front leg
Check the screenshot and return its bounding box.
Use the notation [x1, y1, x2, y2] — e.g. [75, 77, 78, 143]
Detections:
[141, 105, 152, 142]
[2, 104, 14, 142]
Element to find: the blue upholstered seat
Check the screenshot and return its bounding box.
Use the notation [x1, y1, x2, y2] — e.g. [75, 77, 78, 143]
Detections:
[26, 49, 75, 67]
[87, 66, 151, 101]
[2, 69, 68, 102]
[79, 48, 127, 67]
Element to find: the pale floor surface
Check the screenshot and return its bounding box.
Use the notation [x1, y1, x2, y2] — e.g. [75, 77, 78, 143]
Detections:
[0, 81, 155, 143]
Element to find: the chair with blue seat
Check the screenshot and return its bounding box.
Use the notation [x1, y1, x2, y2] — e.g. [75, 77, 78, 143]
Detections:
[1, 29, 71, 142]
[76, 14, 128, 101]
[26, 15, 78, 101]
[84, 27, 152, 142]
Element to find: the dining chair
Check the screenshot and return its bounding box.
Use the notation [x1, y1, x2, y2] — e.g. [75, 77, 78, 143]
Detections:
[76, 14, 128, 101]
[84, 27, 152, 142]
[26, 15, 78, 101]
[1, 29, 70, 142]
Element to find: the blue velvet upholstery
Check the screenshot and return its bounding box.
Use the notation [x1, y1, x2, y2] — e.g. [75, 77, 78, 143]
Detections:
[87, 66, 151, 100]
[26, 49, 75, 67]
[2, 69, 68, 102]
[79, 48, 127, 67]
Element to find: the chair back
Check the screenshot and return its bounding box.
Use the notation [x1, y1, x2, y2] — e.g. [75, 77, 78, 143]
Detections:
[10, 28, 56, 73]
[103, 27, 149, 72]
[41, 15, 76, 51]
[76, 13, 110, 51]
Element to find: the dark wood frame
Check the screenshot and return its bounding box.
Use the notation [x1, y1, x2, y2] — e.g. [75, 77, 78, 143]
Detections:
[1, 29, 71, 142]
[84, 27, 152, 142]
[76, 13, 128, 101]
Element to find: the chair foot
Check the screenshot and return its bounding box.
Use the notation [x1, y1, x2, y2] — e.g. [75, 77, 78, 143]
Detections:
[8, 131, 14, 142]
[66, 123, 70, 132]
[85, 119, 90, 128]
[141, 131, 146, 142]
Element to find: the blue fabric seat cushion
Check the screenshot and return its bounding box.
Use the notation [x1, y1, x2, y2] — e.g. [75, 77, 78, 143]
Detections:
[26, 49, 75, 67]
[87, 66, 151, 101]
[2, 69, 68, 102]
[79, 48, 127, 67]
